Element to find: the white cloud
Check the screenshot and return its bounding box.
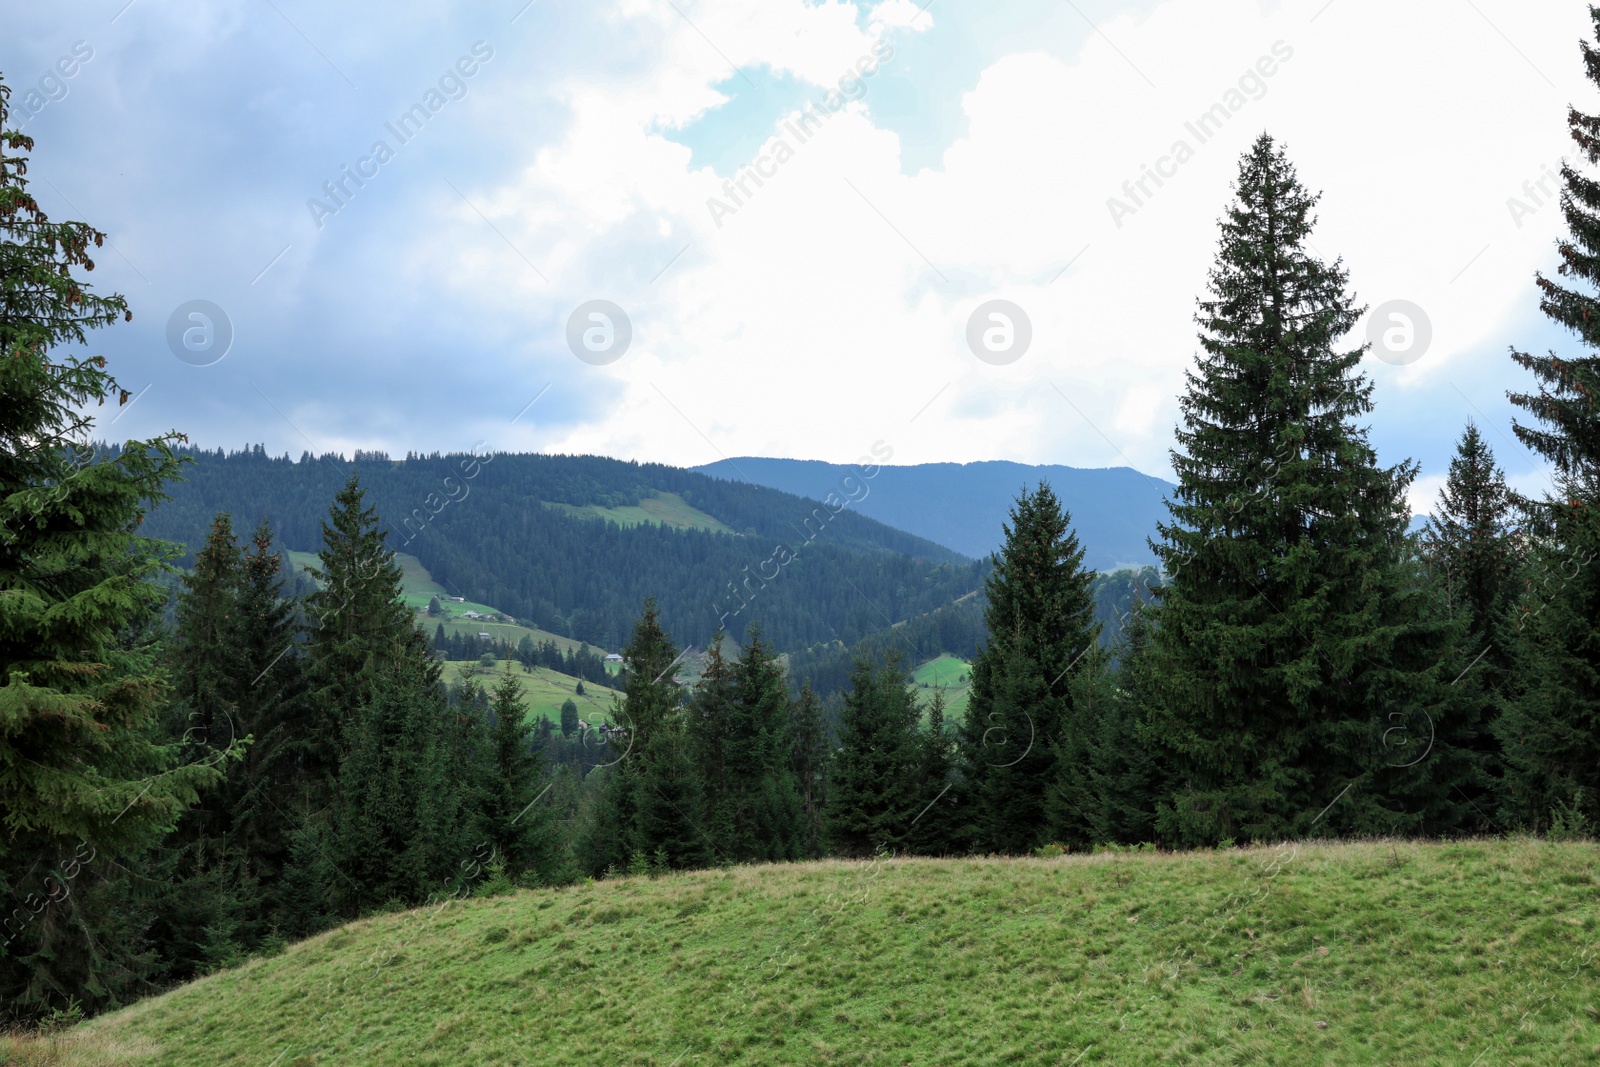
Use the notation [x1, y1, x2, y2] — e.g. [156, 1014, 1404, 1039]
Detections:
[429, 0, 1588, 483]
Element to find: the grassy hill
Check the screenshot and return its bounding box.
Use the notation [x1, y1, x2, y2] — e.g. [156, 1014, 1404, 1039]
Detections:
[912, 653, 972, 721]
[286, 549, 613, 657]
[15, 839, 1597, 1065]
[441, 659, 622, 725]
[545, 490, 735, 534]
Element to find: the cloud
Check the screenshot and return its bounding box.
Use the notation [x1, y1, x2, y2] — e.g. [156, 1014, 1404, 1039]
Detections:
[1, 0, 1582, 500]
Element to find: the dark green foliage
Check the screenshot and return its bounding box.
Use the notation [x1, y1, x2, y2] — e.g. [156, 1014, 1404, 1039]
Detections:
[137, 447, 978, 654]
[826, 652, 922, 856]
[578, 600, 704, 873]
[959, 483, 1101, 854]
[151, 515, 307, 981]
[1084, 602, 1165, 846]
[484, 667, 559, 883]
[1146, 135, 1460, 847]
[1422, 424, 1519, 823]
[321, 656, 479, 915]
[700, 627, 803, 863]
[0, 80, 226, 1022]
[788, 683, 830, 858]
[560, 698, 579, 737]
[784, 594, 989, 698]
[905, 690, 959, 855]
[300, 475, 436, 799]
[1496, 11, 1600, 831]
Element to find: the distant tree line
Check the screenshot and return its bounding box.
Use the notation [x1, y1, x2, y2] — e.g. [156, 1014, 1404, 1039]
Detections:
[130, 443, 979, 655]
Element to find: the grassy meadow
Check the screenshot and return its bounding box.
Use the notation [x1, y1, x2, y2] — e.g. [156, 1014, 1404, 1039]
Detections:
[913, 653, 973, 721]
[545, 491, 736, 535]
[10, 838, 1596, 1066]
[441, 659, 622, 726]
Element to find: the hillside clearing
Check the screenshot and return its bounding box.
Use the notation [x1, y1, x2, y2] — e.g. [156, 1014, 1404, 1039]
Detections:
[18, 839, 1598, 1066]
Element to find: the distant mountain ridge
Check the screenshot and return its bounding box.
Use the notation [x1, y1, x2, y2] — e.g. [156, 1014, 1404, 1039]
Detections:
[693, 458, 1176, 571]
[138, 446, 981, 655]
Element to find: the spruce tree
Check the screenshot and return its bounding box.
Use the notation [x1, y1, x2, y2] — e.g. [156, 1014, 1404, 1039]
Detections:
[1147, 134, 1457, 846]
[1424, 424, 1518, 673]
[324, 656, 472, 913]
[788, 682, 831, 858]
[484, 666, 557, 882]
[300, 474, 432, 797]
[712, 626, 803, 862]
[687, 636, 733, 846]
[906, 690, 960, 855]
[580, 599, 702, 872]
[958, 484, 1099, 853]
[1422, 423, 1517, 819]
[0, 78, 226, 1020]
[826, 651, 921, 856]
[1496, 10, 1600, 831]
[1083, 601, 1165, 845]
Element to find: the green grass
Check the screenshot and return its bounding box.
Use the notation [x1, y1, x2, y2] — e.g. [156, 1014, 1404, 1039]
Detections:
[912, 654, 972, 722]
[429, 616, 600, 657]
[25, 839, 1599, 1065]
[545, 491, 735, 535]
[283, 548, 609, 657]
[441, 659, 621, 725]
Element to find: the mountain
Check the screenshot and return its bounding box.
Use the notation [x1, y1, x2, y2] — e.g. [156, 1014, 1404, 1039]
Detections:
[692, 458, 1176, 570]
[137, 446, 981, 655]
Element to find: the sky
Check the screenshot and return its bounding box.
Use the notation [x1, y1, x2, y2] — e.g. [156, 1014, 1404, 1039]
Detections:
[2, 0, 1592, 515]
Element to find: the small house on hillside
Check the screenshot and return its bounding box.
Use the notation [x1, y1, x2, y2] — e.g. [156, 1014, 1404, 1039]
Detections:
[604, 653, 623, 663]
[478, 632, 491, 640]
[449, 596, 465, 602]
[462, 611, 482, 619]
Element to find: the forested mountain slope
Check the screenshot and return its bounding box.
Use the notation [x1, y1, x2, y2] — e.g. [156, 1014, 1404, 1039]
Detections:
[137, 446, 981, 653]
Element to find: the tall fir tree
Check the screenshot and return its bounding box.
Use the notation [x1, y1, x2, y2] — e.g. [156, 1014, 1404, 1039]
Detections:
[1422, 423, 1518, 820]
[1497, 10, 1600, 831]
[1083, 600, 1165, 846]
[0, 78, 227, 1020]
[580, 600, 703, 872]
[483, 666, 557, 879]
[1146, 134, 1459, 846]
[958, 484, 1100, 854]
[788, 682, 831, 858]
[322, 656, 476, 914]
[299, 474, 433, 798]
[686, 636, 733, 848]
[906, 690, 960, 855]
[709, 626, 803, 863]
[826, 650, 921, 856]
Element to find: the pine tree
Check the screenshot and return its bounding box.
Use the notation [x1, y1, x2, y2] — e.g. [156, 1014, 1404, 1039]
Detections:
[300, 474, 433, 798]
[324, 656, 473, 913]
[1422, 424, 1517, 820]
[711, 626, 803, 862]
[788, 682, 831, 858]
[560, 697, 579, 737]
[484, 666, 557, 882]
[687, 637, 733, 846]
[1084, 601, 1165, 845]
[958, 484, 1100, 854]
[906, 690, 959, 855]
[1496, 11, 1600, 831]
[0, 78, 228, 1020]
[580, 600, 701, 873]
[826, 651, 921, 856]
[1147, 134, 1458, 846]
